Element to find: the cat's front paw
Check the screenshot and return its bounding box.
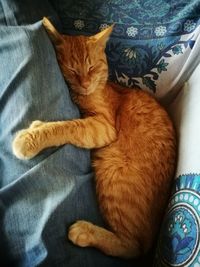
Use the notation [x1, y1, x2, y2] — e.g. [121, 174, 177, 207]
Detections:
[12, 128, 42, 160]
[30, 120, 44, 128]
[68, 220, 95, 247]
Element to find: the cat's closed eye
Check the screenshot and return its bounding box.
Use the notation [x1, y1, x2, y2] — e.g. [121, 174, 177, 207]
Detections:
[88, 66, 95, 73]
[88, 63, 100, 73]
[67, 67, 77, 75]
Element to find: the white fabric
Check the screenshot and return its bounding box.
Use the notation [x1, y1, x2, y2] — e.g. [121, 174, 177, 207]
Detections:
[169, 62, 200, 177]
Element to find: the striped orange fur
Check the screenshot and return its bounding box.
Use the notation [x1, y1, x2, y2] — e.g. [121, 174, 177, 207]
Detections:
[12, 17, 176, 259]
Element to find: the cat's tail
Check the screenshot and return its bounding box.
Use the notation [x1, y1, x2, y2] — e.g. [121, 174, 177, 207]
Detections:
[68, 220, 142, 259]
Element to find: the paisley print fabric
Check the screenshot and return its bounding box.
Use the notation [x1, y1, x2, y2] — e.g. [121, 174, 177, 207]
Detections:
[50, 0, 200, 101]
[154, 63, 200, 266]
[155, 174, 200, 267]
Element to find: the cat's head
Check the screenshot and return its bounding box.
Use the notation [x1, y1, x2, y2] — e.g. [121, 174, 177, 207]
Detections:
[43, 17, 113, 96]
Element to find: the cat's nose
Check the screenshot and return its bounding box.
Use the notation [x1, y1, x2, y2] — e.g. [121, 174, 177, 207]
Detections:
[81, 80, 90, 89]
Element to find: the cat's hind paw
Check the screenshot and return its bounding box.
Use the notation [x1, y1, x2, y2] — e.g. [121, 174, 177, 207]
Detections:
[68, 220, 95, 247]
[12, 128, 41, 160]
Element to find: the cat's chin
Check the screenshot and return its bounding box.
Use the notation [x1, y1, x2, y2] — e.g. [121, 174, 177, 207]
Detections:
[73, 87, 96, 96]
[79, 91, 94, 96]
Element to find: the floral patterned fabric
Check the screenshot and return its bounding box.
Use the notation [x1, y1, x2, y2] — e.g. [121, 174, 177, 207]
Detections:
[154, 63, 200, 267]
[50, 0, 200, 102]
[155, 174, 200, 267]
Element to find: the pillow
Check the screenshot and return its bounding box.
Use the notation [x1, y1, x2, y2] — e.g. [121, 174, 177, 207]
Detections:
[49, 0, 200, 103]
[155, 65, 200, 266]
[155, 174, 200, 267]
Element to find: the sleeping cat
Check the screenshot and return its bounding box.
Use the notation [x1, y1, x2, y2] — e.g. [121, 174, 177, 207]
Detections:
[12, 17, 176, 259]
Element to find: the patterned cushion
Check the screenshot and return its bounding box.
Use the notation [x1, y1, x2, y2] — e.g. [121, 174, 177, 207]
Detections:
[50, 0, 200, 102]
[155, 174, 200, 267]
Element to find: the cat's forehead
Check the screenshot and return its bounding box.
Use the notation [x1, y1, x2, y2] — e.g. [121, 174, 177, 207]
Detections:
[63, 35, 89, 49]
[62, 35, 92, 61]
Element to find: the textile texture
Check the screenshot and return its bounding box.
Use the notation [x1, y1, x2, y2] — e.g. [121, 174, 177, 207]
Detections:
[155, 63, 200, 267]
[0, 1, 133, 266]
[0, 1, 200, 267]
[51, 0, 200, 102]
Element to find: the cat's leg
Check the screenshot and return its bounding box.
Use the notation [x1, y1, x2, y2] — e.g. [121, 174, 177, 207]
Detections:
[12, 126, 43, 160]
[68, 220, 140, 259]
[29, 120, 44, 128]
[12, 116, 116, 160]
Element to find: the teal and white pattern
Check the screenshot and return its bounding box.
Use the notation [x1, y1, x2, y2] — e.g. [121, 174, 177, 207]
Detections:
[51, 0, 200, 100]
[155, 174, 200, 267]
[155, 63, 200, 267]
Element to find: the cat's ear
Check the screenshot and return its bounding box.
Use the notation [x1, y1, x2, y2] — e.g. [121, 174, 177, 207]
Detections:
[88, 24, 114, 48]
[42, 17, 63, 46]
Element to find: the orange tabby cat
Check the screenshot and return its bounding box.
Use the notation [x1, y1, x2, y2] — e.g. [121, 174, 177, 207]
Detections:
[12, 17, 176, 259]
